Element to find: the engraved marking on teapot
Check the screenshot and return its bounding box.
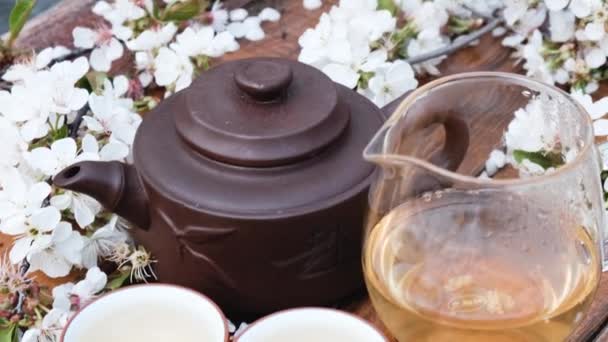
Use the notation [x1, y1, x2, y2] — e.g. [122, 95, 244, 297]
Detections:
[157, 208, 238, 289]
[273, 225, 354, 280]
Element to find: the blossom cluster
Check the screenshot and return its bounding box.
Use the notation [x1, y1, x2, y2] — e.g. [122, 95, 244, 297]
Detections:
[297, 0, 608, 128]
[0, 0, 280, 340]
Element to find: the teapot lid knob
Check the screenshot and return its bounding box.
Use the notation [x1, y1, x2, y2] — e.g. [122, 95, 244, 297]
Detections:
[234, 60, 293, 102]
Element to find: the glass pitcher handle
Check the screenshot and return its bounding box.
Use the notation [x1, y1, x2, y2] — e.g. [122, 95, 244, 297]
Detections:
[402, 109, 470, 172]
[382, 93, 469, 172]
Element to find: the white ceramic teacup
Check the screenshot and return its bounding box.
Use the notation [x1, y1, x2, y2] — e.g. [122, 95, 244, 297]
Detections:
[61, 284, 228, 342]
[235, 308, 388, 342]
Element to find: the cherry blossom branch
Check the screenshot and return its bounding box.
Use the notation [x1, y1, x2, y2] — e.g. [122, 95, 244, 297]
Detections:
[406, 17, 504, 65]
[50, 48, 92, 67]
[69, 103, 90, 138]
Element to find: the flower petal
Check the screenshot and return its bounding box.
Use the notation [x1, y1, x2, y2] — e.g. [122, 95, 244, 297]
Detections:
[0, 215, 28, 235]
[26, 182, 52, 209]
[29, 250, 73, 278]
[321, 63, 359, 89]
[100, 141, 129, 161]
[585, 47, 606, 68]
[31, 207, 61, 232]
[73, 197, 96, 228]
[82, 134, 100, 154]
[584, 22, 605, 41]
[259, 7, 281, 22]
[55, 232, 84, 265]
[546, 0, 569, 11]
[83, 116, 104, 132]
[51, 138, 78, 167]
[113, 75, 129, 97]
[25, 147, 58, 176]
[89, 48, 111, 72]
[72, 27, 97, 49]
[51, 221, 73, 243]
[10, 237, 33, 264]
[594, 119, 608, 136]
[50, 193, 72, 211]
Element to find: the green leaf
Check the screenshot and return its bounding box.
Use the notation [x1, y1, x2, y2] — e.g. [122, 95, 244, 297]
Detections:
[513, 150, 564, 170]
[106, 269, 131, 291]
[51, 123, 69, 141]
[8, 0, 37, 47]
[85, 71, 108, 94]
[377, 0, 397, 15]
[0, 323, 17, 342]
[162, 0, 201, 22]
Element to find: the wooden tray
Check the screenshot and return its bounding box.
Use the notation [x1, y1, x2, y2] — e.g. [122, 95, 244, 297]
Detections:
[2, 0, 608, 340]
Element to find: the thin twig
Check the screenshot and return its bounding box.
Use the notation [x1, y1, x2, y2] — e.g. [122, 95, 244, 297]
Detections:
[11, 260, 30, 315]
[19, 260, 30, 276]
[49, 48, 92, 67]
[69, 103, 90, 138]
[406, 17, 504, 65]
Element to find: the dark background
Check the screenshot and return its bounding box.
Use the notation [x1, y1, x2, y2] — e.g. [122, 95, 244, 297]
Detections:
[1, 0, 59, 33]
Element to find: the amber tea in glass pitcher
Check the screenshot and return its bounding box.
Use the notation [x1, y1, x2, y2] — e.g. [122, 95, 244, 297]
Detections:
[363, 72, 604, 341]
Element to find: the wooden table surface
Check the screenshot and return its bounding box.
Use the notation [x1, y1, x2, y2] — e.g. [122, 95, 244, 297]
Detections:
[3, 0, 608, 341]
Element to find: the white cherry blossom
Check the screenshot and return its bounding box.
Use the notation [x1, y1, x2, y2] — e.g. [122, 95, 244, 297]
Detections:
[2, 46, 70, 83]
[153, 47, 194, 92]
[0, 57, 88, 136]
[22, 308, 68, 342]
[0, 167, 51, 234]
[4, 205, 62, 264]
[407, 29, 448, 75]
[571, 89, 608, 136]
[209, 1, 230, 32]
[51, 190, 102, 229]
[485, 150, 507, 176]
[134, 51, 155, 86]
[48, 57, 91, 114]
[570, 0, 602, 18]
[86, 78, 141, 146]
[81, 216, 128, 268]
[27, 222, 84, 277]
[359, 61, 418, 107]
[25, 137, 99, 177]
[298, 13, 346, 67]
[549, 10, 576, 42]
[0, 117, 27, 167]
[93, 0, 147, 24]
[53, 266, 107, 311]
[583, 37, 608, 68]
[505, 97, 559, 153]
[126, 23, 177, 51]
[73, 25, 128, 72]
[227, 17, 265, 41]
[171, 26, 239, 58]
[407, 1, 449, 32]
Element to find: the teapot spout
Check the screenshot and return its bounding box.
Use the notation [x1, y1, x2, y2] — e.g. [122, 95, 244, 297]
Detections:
[53, 161, 150, 230]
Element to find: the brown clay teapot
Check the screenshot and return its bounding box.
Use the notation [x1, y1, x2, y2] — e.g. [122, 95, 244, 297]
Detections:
[53, 57, 385, 317]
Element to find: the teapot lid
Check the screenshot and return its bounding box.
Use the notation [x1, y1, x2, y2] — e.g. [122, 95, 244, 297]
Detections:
[175, 58, 350, 167]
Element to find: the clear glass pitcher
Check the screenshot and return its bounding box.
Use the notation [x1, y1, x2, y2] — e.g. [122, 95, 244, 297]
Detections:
[362, 72, 604, 341]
